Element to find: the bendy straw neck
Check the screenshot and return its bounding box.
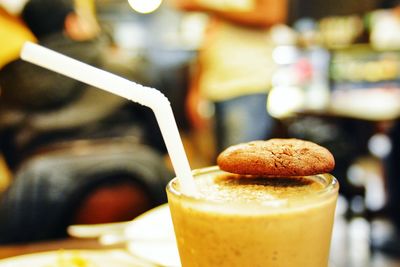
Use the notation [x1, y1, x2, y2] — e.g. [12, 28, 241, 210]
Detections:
[20, 41, 197, 195]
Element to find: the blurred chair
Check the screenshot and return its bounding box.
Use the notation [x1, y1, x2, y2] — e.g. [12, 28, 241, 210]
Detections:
[0, 137, 171, 244]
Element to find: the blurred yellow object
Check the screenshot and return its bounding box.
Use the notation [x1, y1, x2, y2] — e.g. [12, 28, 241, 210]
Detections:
[196, 0, 255, 12]
[0, 7, 36, 69]
[318, 15, 364, 49]
[54, 250, 93, 267]
[0, 154, 12, 193]
[74, 0, 96, 15]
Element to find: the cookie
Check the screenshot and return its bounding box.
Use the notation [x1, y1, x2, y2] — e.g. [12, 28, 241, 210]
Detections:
[217, 138, 335, 176]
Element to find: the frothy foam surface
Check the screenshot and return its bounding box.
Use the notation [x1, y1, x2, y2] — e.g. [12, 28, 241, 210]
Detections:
[194, 173, 326, 203]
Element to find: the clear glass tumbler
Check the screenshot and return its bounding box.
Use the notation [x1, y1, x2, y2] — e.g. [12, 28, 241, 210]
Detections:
[167, 166, 339, 267]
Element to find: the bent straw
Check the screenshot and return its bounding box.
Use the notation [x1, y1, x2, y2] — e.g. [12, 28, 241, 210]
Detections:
[20, 41, 196, 195]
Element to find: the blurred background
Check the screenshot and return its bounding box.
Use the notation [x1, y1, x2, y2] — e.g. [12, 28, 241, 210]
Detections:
[1, 0, 400, 265]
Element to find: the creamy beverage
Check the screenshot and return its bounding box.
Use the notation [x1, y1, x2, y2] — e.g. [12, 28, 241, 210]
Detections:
[167, 166, 339, 267]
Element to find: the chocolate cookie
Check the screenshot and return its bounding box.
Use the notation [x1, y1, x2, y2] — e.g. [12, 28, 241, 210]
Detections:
[217, 138, 335, 176]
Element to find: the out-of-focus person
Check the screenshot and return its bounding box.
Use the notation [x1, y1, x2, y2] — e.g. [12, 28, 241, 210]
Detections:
[0, 0, 170, 244]
[169, 0, 287, 156]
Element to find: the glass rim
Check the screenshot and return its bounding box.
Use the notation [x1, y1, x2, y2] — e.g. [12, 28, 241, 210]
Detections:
[167, 166, 339, 210]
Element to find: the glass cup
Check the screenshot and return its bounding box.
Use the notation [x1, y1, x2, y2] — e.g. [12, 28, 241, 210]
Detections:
[166, 166, 339, 267]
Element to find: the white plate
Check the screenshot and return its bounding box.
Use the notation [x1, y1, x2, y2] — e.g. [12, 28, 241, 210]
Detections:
[124, 204, 181, 267]
[0, 249, 150, 267]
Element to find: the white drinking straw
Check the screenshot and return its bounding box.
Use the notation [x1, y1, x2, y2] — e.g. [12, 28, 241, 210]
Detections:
[20, 41, 196, 195]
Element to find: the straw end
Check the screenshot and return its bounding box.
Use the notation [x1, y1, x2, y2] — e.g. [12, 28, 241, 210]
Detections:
[20, 41, 37, 61]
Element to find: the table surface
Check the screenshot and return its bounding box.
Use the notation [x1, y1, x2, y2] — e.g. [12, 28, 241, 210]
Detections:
[0, 238, 120, 259]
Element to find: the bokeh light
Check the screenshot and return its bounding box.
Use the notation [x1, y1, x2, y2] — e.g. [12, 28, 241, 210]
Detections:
[127, 0, 162, 14]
